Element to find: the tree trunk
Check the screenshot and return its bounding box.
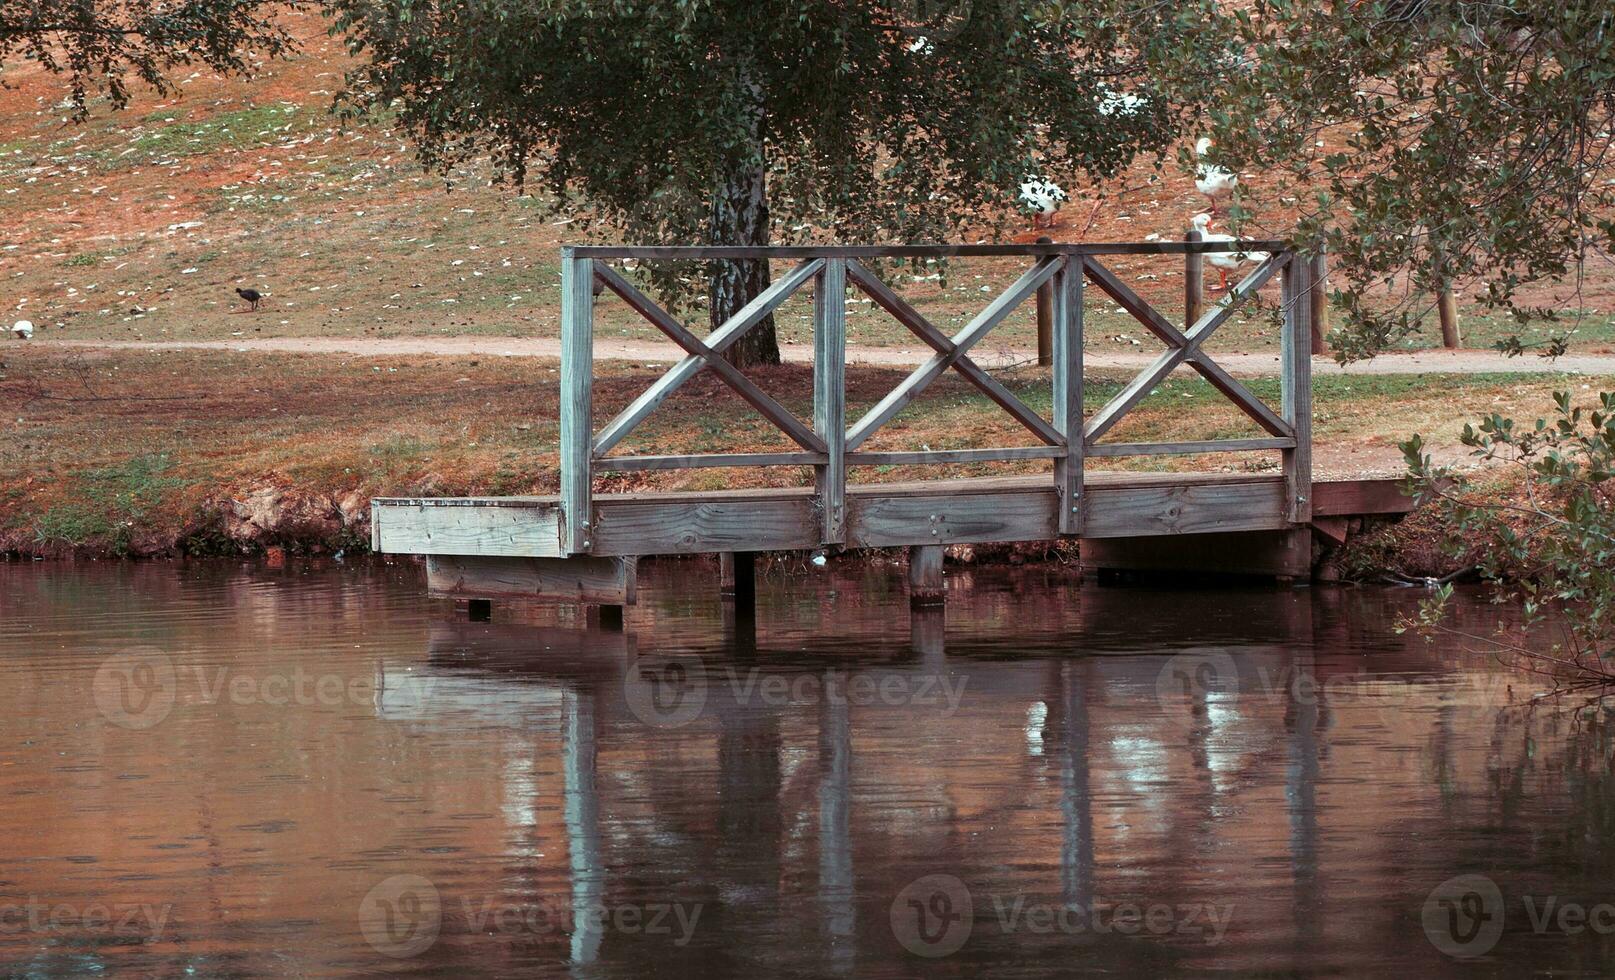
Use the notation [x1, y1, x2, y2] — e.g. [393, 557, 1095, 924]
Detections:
[709, 57, 779, 369]
[709, 154, 780, 367]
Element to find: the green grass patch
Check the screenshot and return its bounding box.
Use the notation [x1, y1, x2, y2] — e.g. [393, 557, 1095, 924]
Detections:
[126, 104, 308, 162]
[31, 453, 190, 553]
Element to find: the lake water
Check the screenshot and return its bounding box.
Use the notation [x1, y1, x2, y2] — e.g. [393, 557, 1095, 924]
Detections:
[1, 559, 1611, 977]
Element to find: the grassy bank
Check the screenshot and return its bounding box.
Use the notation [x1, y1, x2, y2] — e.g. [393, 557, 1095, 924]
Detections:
[1, 346, 1604, 558]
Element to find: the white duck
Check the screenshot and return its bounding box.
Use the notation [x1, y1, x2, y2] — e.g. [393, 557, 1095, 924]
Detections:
[1191, 213, 1269, 292]
[12, 320, 32, 340]
[1194, 137, 1239, 216]
[1018, 177, 1067, 230]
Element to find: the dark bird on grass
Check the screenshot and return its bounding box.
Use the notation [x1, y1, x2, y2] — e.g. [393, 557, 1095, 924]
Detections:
[235, 287, 263, 312]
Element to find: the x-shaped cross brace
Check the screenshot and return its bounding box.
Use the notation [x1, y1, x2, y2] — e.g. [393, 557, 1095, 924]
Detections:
[590, 260, 827, 457]
[1082, 255, 1293, 444]
[843, 257, 1063, 451]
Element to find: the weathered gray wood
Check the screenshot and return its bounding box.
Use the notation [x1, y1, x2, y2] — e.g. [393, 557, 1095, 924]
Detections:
[1084, 256, 1188, 348]
[846, 256, 1060, 450]
[1085, 437, 1295, 457]
[375, 471, 1329, 558]
[1054, 255, 1084, 535]
[591, 497, 819, 554]
[566, 242, 1291, 260]
[908, 544, 945, 606]
[592, 264, 825, 453]
[373, 498, 565, 558]
[1036, 234, 1055, 367]
[848, 490, 1057, 547]
[846, 446, 1063, 466]
[1185, 226, 1205, 327]
[560, 255, 595, 554]
[1311, 515, 1349, 545]
[426, 554, 637, 604]
[1083, 255, 1289, 438]
[1311, 477, 1413, 516]
[815, 259, 847, 545]
[590, 258, 823, 455]
[1083, 252, 1286, 444]
[1282, 255, 1314, 524]
[594, 451, 826, 472]
[844, 260, 1061, 446]
[1081, 478, 1287, 538]
[1184, 354, 1294, 438]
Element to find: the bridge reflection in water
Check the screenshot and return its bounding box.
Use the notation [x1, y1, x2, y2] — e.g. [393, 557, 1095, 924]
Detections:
[0, 560, 1603, 976]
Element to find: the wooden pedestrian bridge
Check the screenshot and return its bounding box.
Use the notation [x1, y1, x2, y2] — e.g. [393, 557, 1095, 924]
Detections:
[372, 242, 1411, 612]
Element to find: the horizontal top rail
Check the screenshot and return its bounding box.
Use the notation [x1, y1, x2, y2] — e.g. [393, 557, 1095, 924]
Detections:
[565, 241, 1290, 260]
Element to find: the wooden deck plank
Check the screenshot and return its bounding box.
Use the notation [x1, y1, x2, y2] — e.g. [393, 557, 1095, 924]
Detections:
[373, 475, 1412, 558]
[374, 498, 564, 558]
[848, 490, 1057, 547]
[426, 555, 636, 603]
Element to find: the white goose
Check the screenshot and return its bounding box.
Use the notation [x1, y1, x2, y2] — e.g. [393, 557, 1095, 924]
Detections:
[1018, 177, 1067, 230]
[1191, 213, 1268, 292]
[12, 320, 32, 340]
[1194, 137, 1238, 216]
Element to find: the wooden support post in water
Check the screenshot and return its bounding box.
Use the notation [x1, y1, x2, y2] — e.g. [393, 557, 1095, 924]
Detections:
[560, 251, 595, 554]
[1309, 252, 1329, 355]
[1184, 226, 1204, 327]
[814, 259, 847, 546]
[590, 604, 624, 631]
[910, 607, 945, 664]
[719, 552, 756, 607]
[1053, 255, 1085, 535]
[908, 544, 945, 607]
[1035, 236, 1054, 367]
[1282, 253, 1315, 527]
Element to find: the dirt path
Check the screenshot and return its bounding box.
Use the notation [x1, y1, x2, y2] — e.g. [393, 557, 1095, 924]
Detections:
[28, 337, 1615, 376]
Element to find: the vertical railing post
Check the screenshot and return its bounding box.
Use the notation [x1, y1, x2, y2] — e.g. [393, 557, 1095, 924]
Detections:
[1053, 254, 1085, 535]
[1281, 249, 1314, 525]
[814, 257, 847, 546]
[559, 251, 595, 554]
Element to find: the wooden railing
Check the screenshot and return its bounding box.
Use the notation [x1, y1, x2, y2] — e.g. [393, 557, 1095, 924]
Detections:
[558, 242, 1316, 555]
